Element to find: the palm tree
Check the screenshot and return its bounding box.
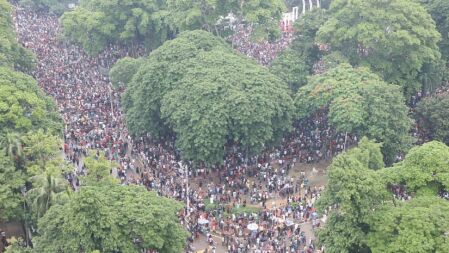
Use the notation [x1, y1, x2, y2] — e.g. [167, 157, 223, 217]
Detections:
[1, 131, 24, 162]
[26, 172, 69, 219]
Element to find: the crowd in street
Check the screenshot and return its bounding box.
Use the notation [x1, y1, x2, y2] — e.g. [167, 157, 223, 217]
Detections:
[13, 7, 148, 183]
[130, 132, 330, 253]
[12, 6, 361, 253]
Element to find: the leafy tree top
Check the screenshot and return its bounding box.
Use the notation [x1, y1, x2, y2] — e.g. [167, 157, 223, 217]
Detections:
[33, 184, 188, 253]
[295, 63, 384, 120]
[0, 152, 25, 222]
[163, 0, 286, 40]
[295, 64, 413, 163]
[82, 151, 119, 185]
[19, 0, 73, 15]
[61, 0, 287, 54]
[419, 0, 449, 62]
[415, 93, 449, 145]
[317, 0, 441, 95]
[0, 67, 62, 136]
[109, 57, 144, 88]
[367, 196, 449, 253]
[316, 137, 389, 252]
[382, 141, 449, 195]
[317, 138, 389, 218]
[124, 30, 294, 165]
[61, 0, 173, 55]
[318, 140, 449, 252]
[0, 0, 35, 71]
[270, 8, 329, 91]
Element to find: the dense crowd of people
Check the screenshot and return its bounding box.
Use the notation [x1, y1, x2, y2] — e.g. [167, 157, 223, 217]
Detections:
[130, 131, 339, 252]
[228, 24, 293, 66]
[12, 6, 360, 253]
[13, 7, 148, 183]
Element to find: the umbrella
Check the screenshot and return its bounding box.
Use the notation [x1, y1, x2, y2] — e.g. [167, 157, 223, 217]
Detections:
[197, 218, 209, 225]
[247, 223, 259, 231]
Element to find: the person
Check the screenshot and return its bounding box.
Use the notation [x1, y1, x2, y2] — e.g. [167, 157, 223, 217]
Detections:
[0, 231, 8, 253]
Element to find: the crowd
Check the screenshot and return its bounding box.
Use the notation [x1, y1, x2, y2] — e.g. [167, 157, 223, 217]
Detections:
[228, 24, 293, 66]
[126, 110, 352, 252]
[12, 6, 362, 253]
[13, 7, 148, 183]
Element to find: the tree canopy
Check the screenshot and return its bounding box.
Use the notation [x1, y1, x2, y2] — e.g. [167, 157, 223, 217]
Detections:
[0, 0, 65, 228]
[124, 30, 294, 165]
[82, 152, 119, 185]
[317, 0, 441, 95]
[25, 170, 68, 220]
[109, 56, 144, 88]
[295, 64, 413, 164]
[270, 8, 328, 91]
[416, 93, 449, 145]
[32, 184, 188, 253]
[0, 152, 26, 222]
[60, 0, 174, 55]
[381, 141, 449, 195]
[316, 138, 389, 253]
[367, 196, 449, 253]
[0, 67, 62, 137]
[419, 0, 449, 63]
[19, 0, 73, 15]
[318, 140, 449, 253]
[60, 0, 287, 54]
[0, 0, 35, 71]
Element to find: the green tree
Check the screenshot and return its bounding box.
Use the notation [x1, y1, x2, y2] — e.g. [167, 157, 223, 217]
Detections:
[416, 94, 449, 145]
[32, 184, 188, 253]
[109, 57, 144, 88]
[318, 51, 349, 73]
[167, 0, 286, 40]
[381, 141, 449, 195]
[418, 59, 448, 95]
[26, 171, 68, 219]
[319, 141, 449, 252]
[419, 0, 449, 63]
[0, 67, 62, 136]
[22, 130, 62, 176]
[270, 8, 328, 91]
[4, 237, 33, 253]
[61, 0, 173, 55]
[351, 136, 384, 170]
[125, 30, 294, 165]
[316, 142, 389, 253]
[367, 196, 449, 253]
[317, 0, 441, 95]
[295, 64, 413, 164]
[123, 30, 231, 138]
[82, 151, 119, 185]
[1, 131, 24, 163]
[240, 0, 286, 41]
[0, 152, 25, 222]
[60, 7, 115, 55]
[269, 48, 309, 91]
[166, 0, 227, 33]
[19, 0, 73, 15]
[0, 0, 35, 71]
